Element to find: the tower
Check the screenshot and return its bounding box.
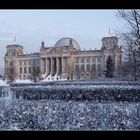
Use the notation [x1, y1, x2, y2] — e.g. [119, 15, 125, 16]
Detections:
[6, 44, 23, 57]
[5, 44, 23, 81]
[101, 36, 122, 77]
[101, 36, 118, 51]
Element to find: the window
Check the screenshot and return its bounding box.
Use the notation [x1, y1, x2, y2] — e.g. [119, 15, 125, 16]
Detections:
[35, 60, 37, 65]
[24, 67, 26, 73]
[91, 64, 96, 71]
[29, 60, 32, 65]
[29, 67, 31, 73]
[36, 66, 40, 73]
[92, 58, 95, 62]
[63, 46, 69, 50]
[80, 65, 84, 71]
[98, 64, 102, 73]
[33, 66, 35, 73]
[20, 67, 22, 73]
[86, 64, 90, 72]
[24, 61, 26, 65]
[20, 60, 22, 65]
[75, 65, 79, 73]
[86, 57, 90, 63]
[10, 61, 13, 67]
[111, 40, 114, 46]
[98, 57, 102, 62]
[76, 57, 79, 63]
[37, 60, 40, 65]
[10, 48, 14, 55]
[34, 60, 40, 65]
[81, 58, 84, 63]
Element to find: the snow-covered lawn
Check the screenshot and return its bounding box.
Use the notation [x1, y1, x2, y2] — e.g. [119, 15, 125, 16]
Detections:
[1, 79, 140, 130]
[0, 99, 140, 130]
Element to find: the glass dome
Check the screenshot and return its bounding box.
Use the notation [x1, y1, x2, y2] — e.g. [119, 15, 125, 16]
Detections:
[55, 37, 80, 51]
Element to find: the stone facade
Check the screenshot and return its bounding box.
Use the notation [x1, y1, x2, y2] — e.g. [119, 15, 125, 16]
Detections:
[4, 36, 122, 81]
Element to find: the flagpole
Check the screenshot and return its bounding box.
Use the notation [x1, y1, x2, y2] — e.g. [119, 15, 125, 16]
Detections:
[109, 28, 110, 36]
[14, 37, 16, 44]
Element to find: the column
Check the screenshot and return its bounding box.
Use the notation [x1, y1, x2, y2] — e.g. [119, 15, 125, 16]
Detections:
[59, 58, 61, 74]
[45, 58, 48, 74]
[40, 59, 44, 74]
[65, 57, 68, 73]
[48, 58, 51, 74]
[57, 57, 59, 74]
[84, 57, 86, 76]
[95, 57, 98, 77]
[54, 58, 57, 75]
[61, 57, 64, 74]
[51, 57, 53, 75]
[40, 59, 43, 73]
[43, 59, 45, 73]
[44, 59, 46, 72]
[89, 57, 92, 78]
[26, 60, 29, 79]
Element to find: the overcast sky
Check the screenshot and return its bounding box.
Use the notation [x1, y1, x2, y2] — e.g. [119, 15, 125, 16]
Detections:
[0, 10, 124, 75]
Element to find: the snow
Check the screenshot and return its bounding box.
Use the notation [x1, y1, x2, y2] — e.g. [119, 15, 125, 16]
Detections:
[13, 79, 33, 84]
[42, 74, 54, 82]
[0, 79, 140, 130]
[0, 99, 140, 130]
[41, 73, 48, 79]
[41, 74, 67, 82]
[53, 74, 60, 81]
[0, 80, 9, 86]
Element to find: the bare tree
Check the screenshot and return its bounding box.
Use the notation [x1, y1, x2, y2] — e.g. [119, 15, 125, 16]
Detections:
[6, 66, 17, 82]
[117, 10, 140, 80]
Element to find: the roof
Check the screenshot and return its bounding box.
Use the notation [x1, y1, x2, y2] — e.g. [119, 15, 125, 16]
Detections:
[55, 37, 80, 51]
[102, 36, 118, 40]
[6, 44, 23, 48]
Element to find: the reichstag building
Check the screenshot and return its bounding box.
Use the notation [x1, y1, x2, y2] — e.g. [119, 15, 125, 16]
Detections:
[4, 36, 122, 81]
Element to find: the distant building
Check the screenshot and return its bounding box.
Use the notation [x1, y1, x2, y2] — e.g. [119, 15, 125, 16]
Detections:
[4, 36, 122, 81]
